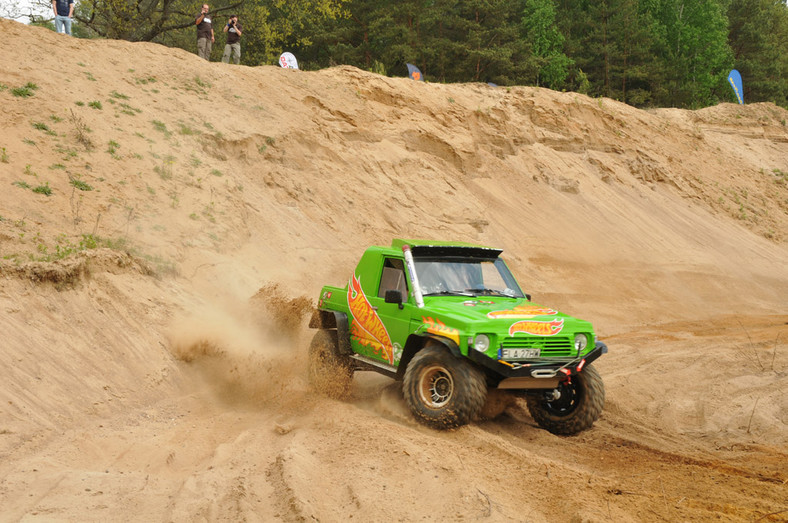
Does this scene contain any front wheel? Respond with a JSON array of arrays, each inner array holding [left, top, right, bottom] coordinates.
[[526, 364, 605, 435], [308, 329, 354, 399], [403, 345, 487, 429]]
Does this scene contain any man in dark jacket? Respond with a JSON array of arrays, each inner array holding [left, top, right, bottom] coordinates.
[[222, 14, 243, 64], [195, 4, 215, 60]]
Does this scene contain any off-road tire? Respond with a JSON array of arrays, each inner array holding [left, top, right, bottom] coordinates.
[[308, 329, 354, 399], [526, 364, 605, 435], [402, 344, 487, 429]]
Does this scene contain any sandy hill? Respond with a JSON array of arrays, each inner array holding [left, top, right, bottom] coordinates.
[[1, 18, 787, 521]]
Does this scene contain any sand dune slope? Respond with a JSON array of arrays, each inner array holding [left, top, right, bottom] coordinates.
[[0, 18, 786, 521]]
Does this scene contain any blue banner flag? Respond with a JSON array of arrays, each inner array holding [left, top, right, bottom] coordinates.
[[406, 63, 424, 82], [728, 70, 744, 104]]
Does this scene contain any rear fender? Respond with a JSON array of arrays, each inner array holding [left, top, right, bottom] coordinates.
[[309, 310, 352, 355]]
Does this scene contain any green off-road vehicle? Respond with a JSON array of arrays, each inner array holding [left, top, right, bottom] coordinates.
[[308, 239, 607, 434]]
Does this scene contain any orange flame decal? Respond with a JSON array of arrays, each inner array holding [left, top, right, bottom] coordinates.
[[348, 274, 394, 364], [488, 305, 558, 319], [422, 316, 460, 346], [509, 319, 564, 336]]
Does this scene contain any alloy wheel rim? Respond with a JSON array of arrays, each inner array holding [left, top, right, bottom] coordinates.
[[418, 364, 454, 408]]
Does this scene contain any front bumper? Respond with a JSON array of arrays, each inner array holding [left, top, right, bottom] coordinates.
[[467, 341, 608, 382]]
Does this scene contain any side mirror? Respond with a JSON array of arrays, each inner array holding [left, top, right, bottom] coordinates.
[[384, 289, 404, 309], [525, 293, 532, 301]]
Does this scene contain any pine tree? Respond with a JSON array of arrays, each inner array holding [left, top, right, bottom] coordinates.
[[454, 0, 527, 84]]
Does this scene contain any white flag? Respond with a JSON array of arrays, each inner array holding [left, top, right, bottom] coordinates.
[[279, 52, 299, 69]]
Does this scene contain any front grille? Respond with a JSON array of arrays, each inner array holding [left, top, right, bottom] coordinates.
[[500, 336, 574, 357]]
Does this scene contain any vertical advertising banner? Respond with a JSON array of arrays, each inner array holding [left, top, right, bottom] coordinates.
[[406, 63, 424, 82], [728, 70, 744, 104]]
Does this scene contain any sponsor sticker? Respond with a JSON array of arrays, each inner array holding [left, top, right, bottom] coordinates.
[[488, 305, 558, 319], [347, 274, 395, 364], [508, 319, 564, 336], [422, 316, 460, 346]]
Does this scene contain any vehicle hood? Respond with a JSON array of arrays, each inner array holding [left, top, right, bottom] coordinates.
[[418, 296, 593, 336]]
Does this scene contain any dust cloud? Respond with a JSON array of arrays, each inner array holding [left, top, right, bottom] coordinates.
[[167, 284, 313, 410]]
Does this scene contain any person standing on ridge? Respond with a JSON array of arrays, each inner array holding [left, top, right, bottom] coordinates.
[[195, 4, 214, 60], [52, 0, 74, 35], [222, 14, 243, 65]]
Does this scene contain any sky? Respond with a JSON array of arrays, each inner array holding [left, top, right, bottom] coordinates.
[[3, 0, 51, 24]]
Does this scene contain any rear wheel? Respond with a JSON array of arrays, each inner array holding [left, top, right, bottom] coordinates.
[[308, 329, 353, 399], [403, 344, 486, 429], [526, 364, 605, 435]]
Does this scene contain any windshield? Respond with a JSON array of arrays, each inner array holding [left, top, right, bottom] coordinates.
[[414, 258, 524, 298]]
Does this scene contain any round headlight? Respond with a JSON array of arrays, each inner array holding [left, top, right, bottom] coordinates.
[[473, 334, 490, 352], [574, 333, 588, 352]]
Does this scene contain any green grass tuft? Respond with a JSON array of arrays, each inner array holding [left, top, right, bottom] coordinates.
[[32, 182, 53, 196], [152, 120, 171, 137], [107, 140, 120, 156], [69, 178, 93, 191], [179, 124, 200, 135], [194, 76, 212, 88], [11, 83, 38, 98], [135, 76, 157, 85]]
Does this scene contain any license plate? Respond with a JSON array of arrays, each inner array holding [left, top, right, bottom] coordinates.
[[502, 348, 540, 360]]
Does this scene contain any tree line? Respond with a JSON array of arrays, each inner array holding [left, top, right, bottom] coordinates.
[[31, 0, 788, 109]]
